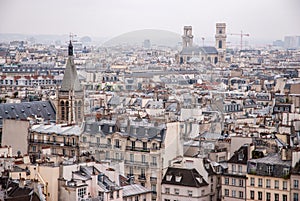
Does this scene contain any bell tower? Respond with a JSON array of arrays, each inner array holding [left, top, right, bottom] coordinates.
[[215, 23, 227, 62], [182, 26, 194, 48], [57, 40, 84, 124]]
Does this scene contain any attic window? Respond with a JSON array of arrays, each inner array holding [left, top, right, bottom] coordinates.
[[196, 177, 203, 184], [238, 152, 244, 161], [109, 126, 113, 133], [175, 175, 182, 182], [166, 175, 172, 181]]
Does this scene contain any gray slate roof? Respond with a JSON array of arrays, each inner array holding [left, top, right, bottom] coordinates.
[[0, 101, 56, 127], [123, 184, 151, 197]]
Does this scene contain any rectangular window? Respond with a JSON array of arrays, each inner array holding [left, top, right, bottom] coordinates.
[[294, 180, 299, 189], [232, 190, 236, 197], [110, 191, 113, 199], [238, 165, 242, 173], [232, 164, 236, 172], [143, 142, 147, 149], [294, 193, 299, 201], [188, 190, 193, 197], [258, 191, 262, 200], [130, 154, 134, 162], [165, 188, 170, 194], [250, 191, 254, 199], [97, 137, 100, 144], [174, 188, 179, 195], [115, 139, 120, 148], [224, 189, 229, 196], [267, 165, 273, 174], [239, 179, 244, 187], [275, 193, 279, 201], [152, 156, 157, 165], [78, 188, 86, 198], [151, 184, 156, 193], [283, 194, 287, 201], [239, 191, 243, 198], [142, 155, 146, 163], [266, 179, 271, 188], [275, 180, 279, 189], [266, 192, 271, 201], [225, 177, 229, 185], [232, 178, 236, 186], [250, 177, 255, 186], [258, 178, 263, 187], [283, 181, 287, 190]]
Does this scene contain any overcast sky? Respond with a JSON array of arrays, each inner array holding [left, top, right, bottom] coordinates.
[[0, 0, 299, 42]]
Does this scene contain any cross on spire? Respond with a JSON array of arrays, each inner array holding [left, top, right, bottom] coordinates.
[[68, 33, 76, 56]]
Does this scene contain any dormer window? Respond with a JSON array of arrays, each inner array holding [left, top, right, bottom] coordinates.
[[166, 175, 172, 181], [175, 175, 182, 182], [238, 152, 244, 161], [267, 165, 273, 175], [196, 177, 203, 184], [109, 126, 113, 133]]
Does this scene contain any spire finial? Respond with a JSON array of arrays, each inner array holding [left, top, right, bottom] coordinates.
[[68, 40, 73, 56], [68, 33, 76, 56]]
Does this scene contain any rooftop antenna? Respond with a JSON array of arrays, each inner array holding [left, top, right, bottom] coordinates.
[[201, 37, 205, 47], [69, 32, 77, 42]]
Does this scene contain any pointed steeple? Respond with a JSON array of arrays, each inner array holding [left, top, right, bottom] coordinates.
[[68, 40, 73, 56], [60, 58, 82, 92]]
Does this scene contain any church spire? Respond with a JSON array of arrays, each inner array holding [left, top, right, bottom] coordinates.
[[68, 40, 73, 56]]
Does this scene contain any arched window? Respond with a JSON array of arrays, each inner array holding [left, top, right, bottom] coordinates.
[[78, 101, 82, 120], [218, 40, 222, 49], [65, 101, 69, 121], [60, 101, 65, 120], [74, 101, 78, 121]]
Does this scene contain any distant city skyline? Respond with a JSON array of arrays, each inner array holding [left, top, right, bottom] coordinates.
[[0, 0, 300, 44]]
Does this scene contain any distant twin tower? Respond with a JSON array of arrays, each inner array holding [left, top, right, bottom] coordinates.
[[179, 23, 226, 64], [182, 23, 227, 51]]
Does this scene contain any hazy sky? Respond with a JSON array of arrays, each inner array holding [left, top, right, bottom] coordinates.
[[0, 0, 299, 42]]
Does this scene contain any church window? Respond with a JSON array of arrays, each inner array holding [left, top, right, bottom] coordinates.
[[218, 40, 222, 48], [65, 101, 69, 121], [60, 101, 65, 120]]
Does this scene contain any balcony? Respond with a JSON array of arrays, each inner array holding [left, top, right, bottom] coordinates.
[[89, 142, 112, 149], [125, 160, 149, 167], [28, 139, 79, 147], [105, 157, 124, 162], [138, 175, 146, 181], [114, 145, 122, 149], [126, 146, 150, 153], [150, 177, 157, 182], [150, 162, 157, 167]]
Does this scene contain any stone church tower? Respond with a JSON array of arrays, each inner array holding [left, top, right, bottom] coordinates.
[[182, 26, 194, 48], [215, 23, 227, 62], [57, 41, 84, 124]]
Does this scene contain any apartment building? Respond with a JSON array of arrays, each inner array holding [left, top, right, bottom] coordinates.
[[222, 144, 252, 201], [28, 124, 81, 159], [80, 119, 185, 201], [161, 167, 210, 201], [246, 153, 291, 201]]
